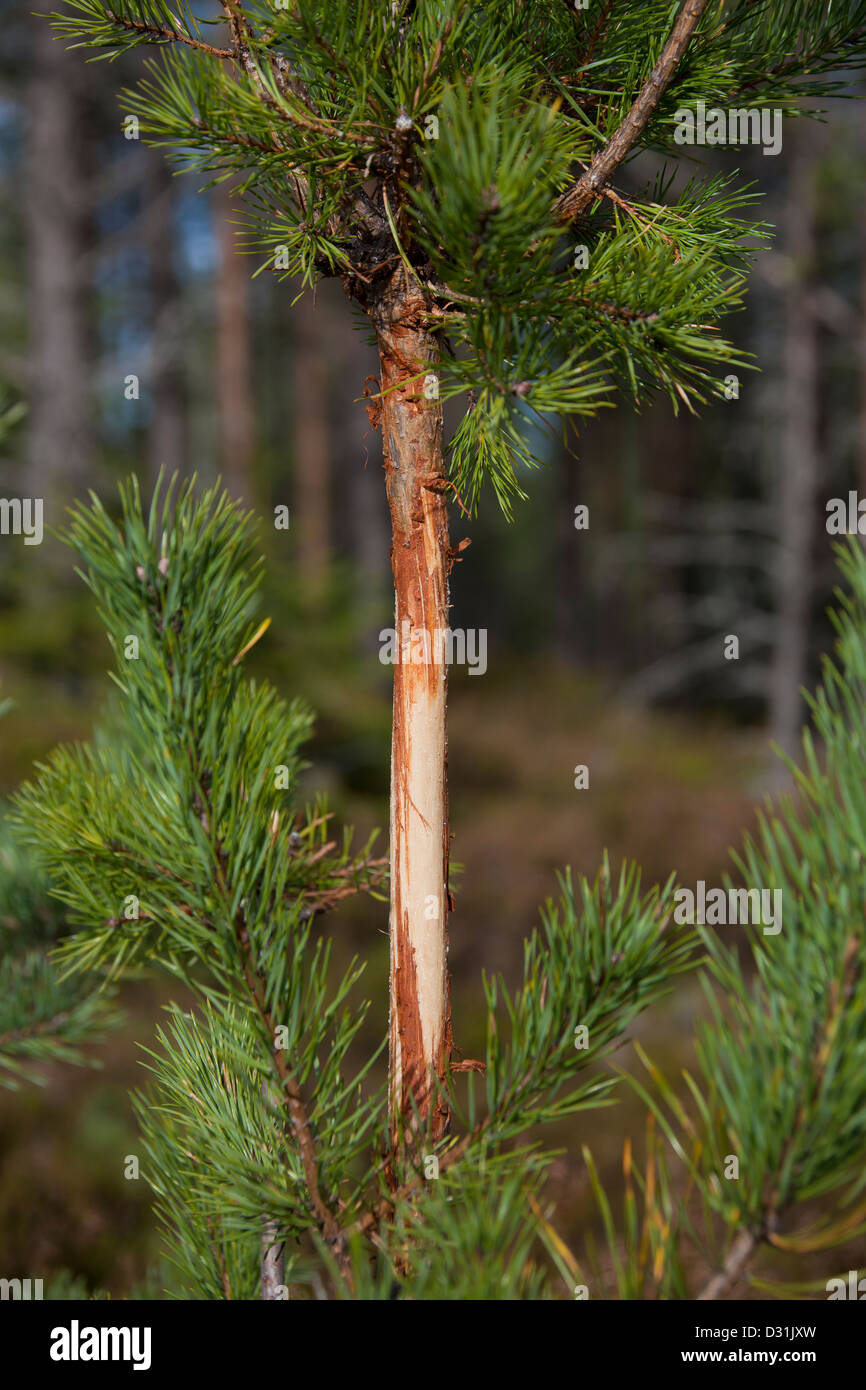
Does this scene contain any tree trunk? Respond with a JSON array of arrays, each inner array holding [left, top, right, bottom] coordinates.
[[344, 324, 389, 627], [25, 15, 91, 497], [372, 279, 452, 1149], [292, 288, 331, 598], [214, 180, 255, 505], [145, 153, 186, 484], [859, 200, 866, 526], [770, 131, 818, 764], [554, 435, 583, 664]]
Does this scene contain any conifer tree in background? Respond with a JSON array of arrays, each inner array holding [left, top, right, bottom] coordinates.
[[49, 0, 866, 1146]]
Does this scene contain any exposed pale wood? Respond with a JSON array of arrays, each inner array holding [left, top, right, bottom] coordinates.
[[371, 274, 452, 1147]]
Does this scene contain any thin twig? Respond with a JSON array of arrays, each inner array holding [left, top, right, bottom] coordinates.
[[104, 11, 235, 60], [553, 0, 711, 223], [696, 1228, 759, 1301], [602, 186, 681, 262], [0, 1011, 70, 1050], [572, 0, 616, 81]]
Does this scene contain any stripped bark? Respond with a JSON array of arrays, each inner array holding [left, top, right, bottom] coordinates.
[[353, 0, 710, 1154], [260, 1218, 285, 1298], [368, 274, 452, 1150], [25, 15, 91, 498]]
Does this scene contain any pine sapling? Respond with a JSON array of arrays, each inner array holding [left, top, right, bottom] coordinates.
[[49, 0, 866, 1148], [13, 477, 696, 1297]]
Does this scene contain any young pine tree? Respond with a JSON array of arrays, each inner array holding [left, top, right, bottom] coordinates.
[[11, 487, 866, 1300], [50, 0, 866, 1143], [10, 479, 695, 1297]]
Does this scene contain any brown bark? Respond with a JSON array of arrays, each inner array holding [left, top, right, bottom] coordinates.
[[696, 1228, 758, 1301], [214, 179, 255, 504], [770, 130, 819, 764], [859, 200, 866, 517], [553, 0, 710, 224], [25, 15, 91, 496], [371, 276, 452, 1149], [145, 154, 186, 484]]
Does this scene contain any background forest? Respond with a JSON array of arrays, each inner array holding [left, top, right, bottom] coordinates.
[[1, 1, 866, 1297]]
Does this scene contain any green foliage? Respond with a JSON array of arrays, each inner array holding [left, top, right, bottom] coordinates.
[[12, 483, 866, 1298], [330, 1151, 556, 1301], [12, 477, 705, 1298], [0, 946, 118, 1088], [580, 539, 866, 1298], [11, 479, 391, 1294], [471, 861, 696, 1143], [570, 1119, 692, 1300], [16, 0, 866, 1297], [0, 767, 121, 1089], [14, 475, 380, 986], [46, 0, 866, 511], [0, 382, 26, 444], [133, 1003, 292, 1300]]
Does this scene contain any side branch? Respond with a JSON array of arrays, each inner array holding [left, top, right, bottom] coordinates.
[[0, 1011, 71, 1050], [219, 0, 341, 137], [696, 1227, 760, 1300], [571, 0, 616, 81], [235, 924, 352, 1279], [104, 10, 235, 60], [206, 813, 351, 1282], [553, 0, 710, 224]]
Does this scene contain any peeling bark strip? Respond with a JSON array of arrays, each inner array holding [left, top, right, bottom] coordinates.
[[374, 277, 452, 1146]]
